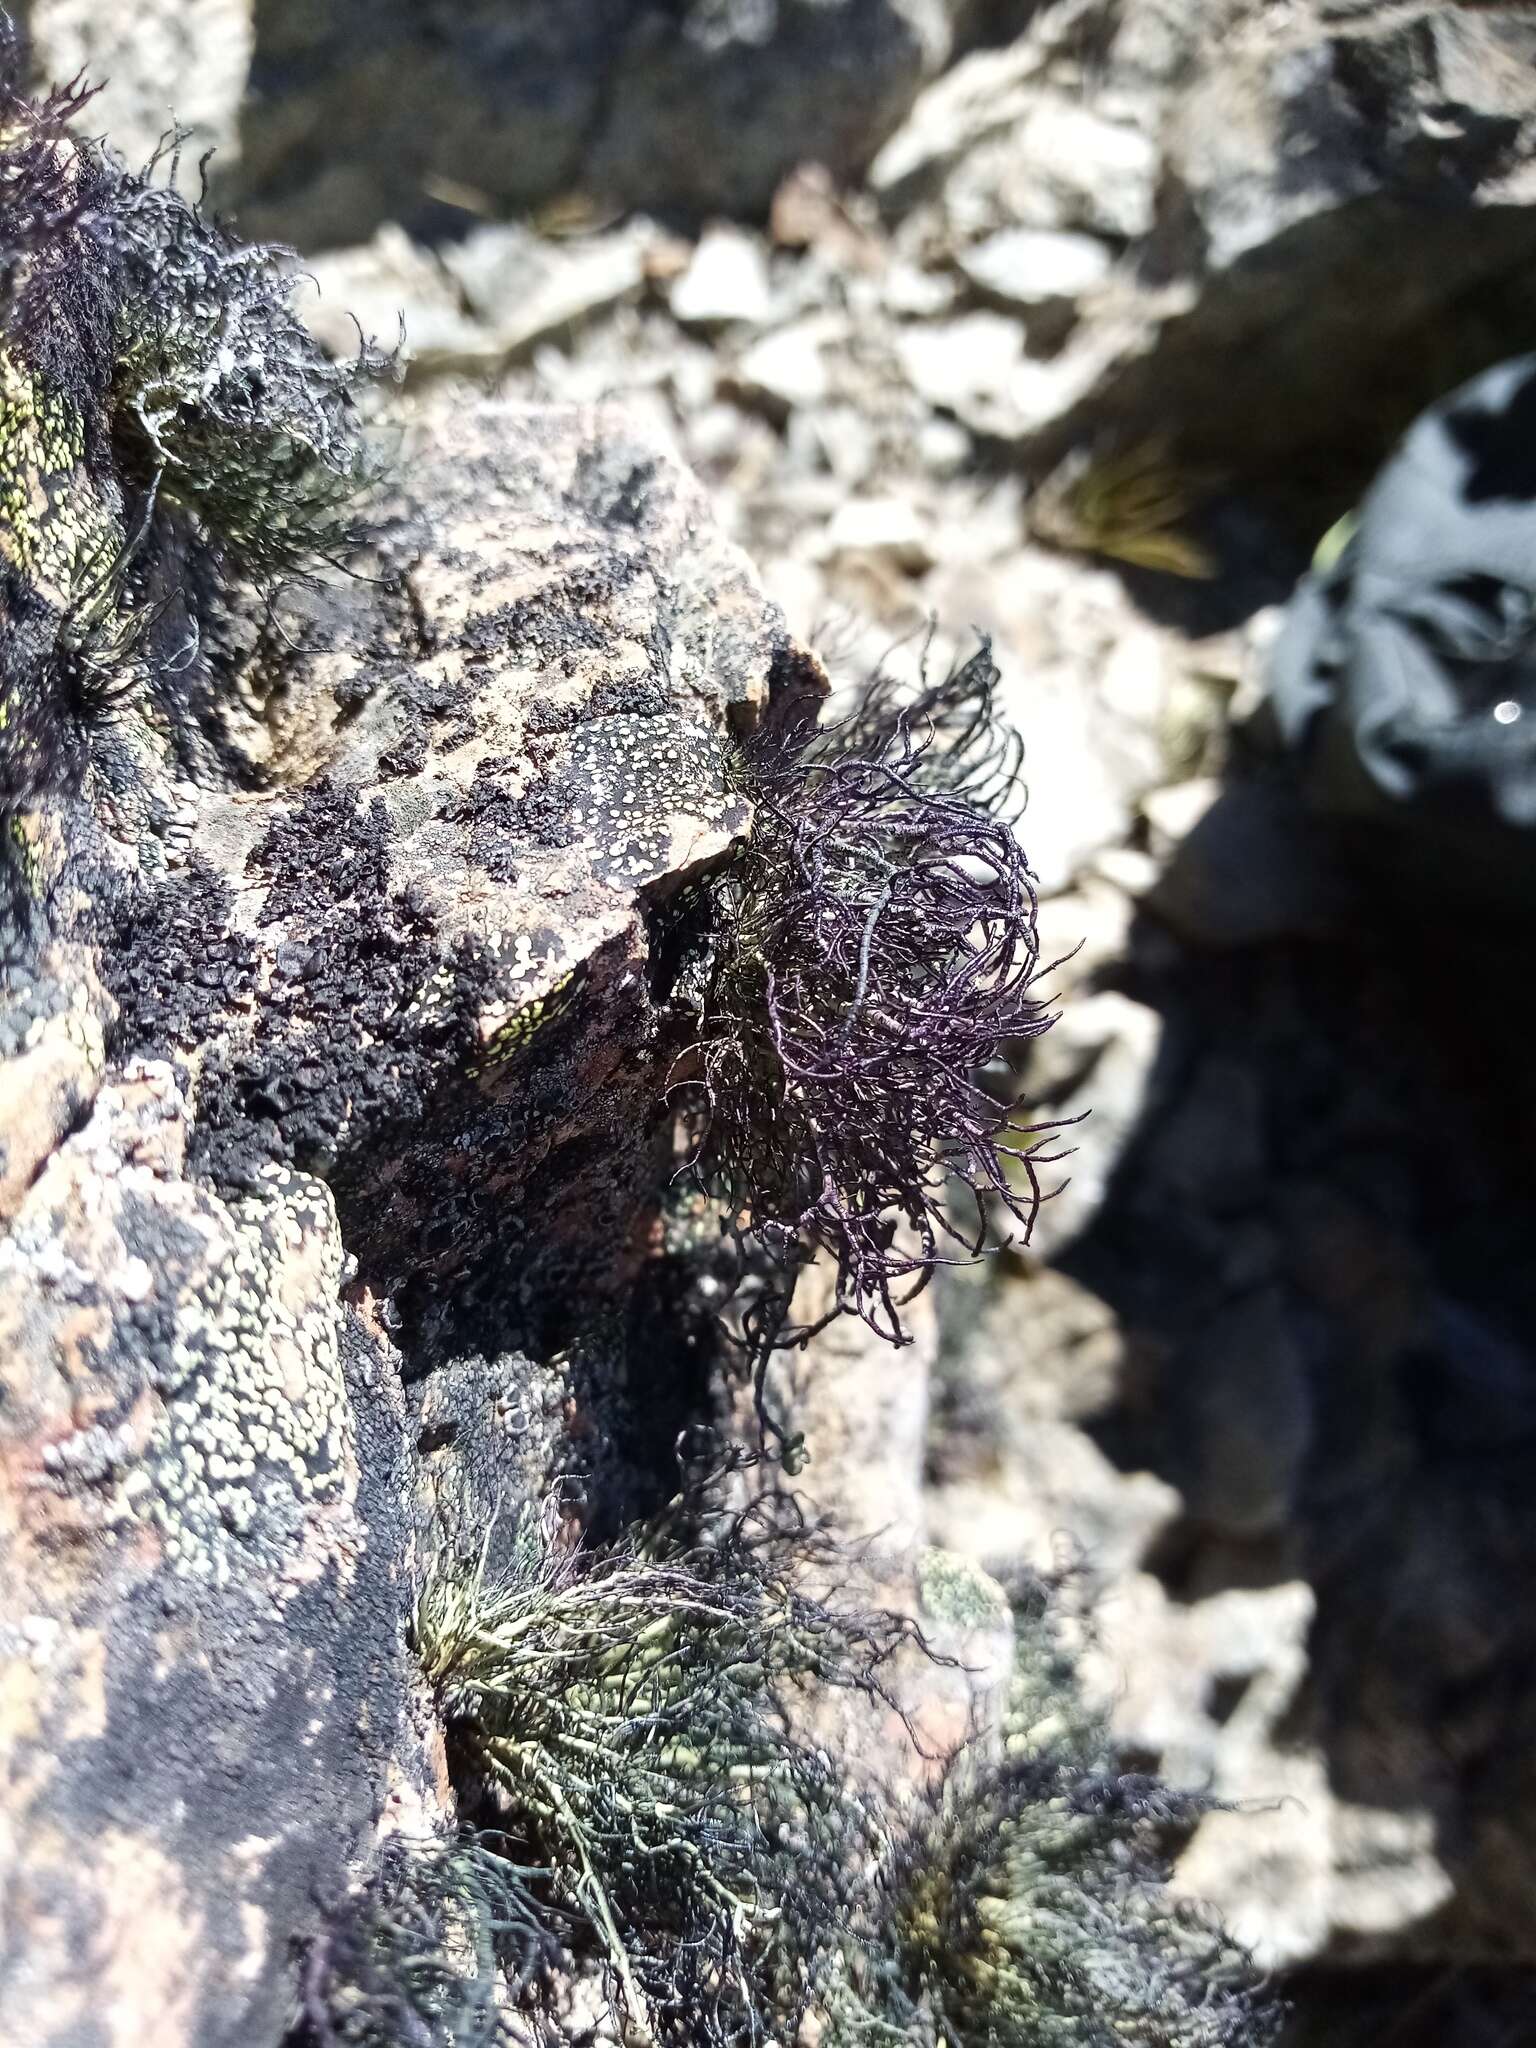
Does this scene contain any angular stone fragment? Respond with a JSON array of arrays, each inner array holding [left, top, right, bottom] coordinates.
[[956, 226, 1114, 311], [670, 224, 774, 329]]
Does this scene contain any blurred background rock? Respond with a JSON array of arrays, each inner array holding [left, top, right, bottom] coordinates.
[[18, 3, 1536, 2038]]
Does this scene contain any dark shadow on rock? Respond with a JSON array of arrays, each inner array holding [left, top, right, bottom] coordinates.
[[224, 0, 949, 251], [1030, 199, 1536, 573], [1278, 1962, 1536, 2048], [1012, 759, 1536, 1956], [1105, 497, 1312, 637]]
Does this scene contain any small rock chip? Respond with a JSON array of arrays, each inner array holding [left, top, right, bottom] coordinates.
[[670, 225, 774, 328], [820, 496, 934, 574], [957, 226, 1113, 310], [896, 311, 1024, 413], [728, 321, 832, 416]]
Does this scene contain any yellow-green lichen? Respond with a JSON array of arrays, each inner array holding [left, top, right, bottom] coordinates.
[[0, 343, 123, 611], [469, 964, 583, 1077], [916, 1547, 1011, 1635]]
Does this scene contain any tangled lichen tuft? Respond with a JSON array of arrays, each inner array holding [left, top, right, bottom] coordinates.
[[0, 30, 100, 355], [867, 1758, 1273, 2048], [104, 148, 388, 582], [668, 639, 1061, 1350], [404, 1507, 1277, 2048], [827, 1577, 1280, 2048], [302, 1830, 560, 2048], [0, 27, 384, 818], [413, 1498, 907, 2047]]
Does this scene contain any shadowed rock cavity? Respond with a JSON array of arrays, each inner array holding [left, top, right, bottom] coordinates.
[[1029, 5, 1536, 551], [219, 0, 963, 249]]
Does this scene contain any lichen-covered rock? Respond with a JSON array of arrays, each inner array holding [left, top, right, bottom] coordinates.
[[0, 1062, 420, 2048], [0, 939, 109, 1220], [0, 391, 823, 2047], [92, 394, 814, 1314]]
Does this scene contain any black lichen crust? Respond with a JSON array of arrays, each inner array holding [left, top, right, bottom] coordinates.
[[103, 854, 258, 1053], [99, 767, 661, 1323], [565, 710, 732, 885]]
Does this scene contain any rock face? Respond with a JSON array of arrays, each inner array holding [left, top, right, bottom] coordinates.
[[13, 0, 251, 171], [1031, 1, 1536, 523], [930, 893, 1536, 1974], [0, 1066, 418, 2048], [0, 394, 820, 2048], [221, 0, 961, 250], [11, 0, 1536, 2030], [99, 397, 797, 1315]]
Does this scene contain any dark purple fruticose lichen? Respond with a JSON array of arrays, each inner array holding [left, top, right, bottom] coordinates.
[[674, 638, 1065, 1356]]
